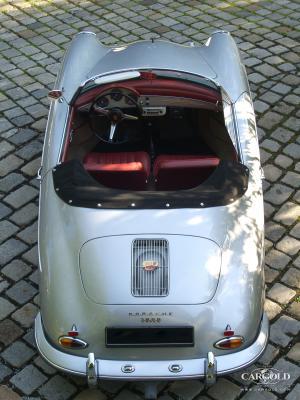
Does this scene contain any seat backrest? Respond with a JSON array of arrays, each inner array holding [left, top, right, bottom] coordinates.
[[154, 155, 220, 190], [84, 151, 150, 190]]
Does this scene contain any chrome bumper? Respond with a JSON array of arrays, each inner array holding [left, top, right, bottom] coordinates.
[[35, 312, 269, 381]]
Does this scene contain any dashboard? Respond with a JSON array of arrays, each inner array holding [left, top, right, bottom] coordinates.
[[77, 88, 218, 115]]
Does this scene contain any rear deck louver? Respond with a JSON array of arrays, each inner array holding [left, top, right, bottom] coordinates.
[[132, 239, 169, 297]]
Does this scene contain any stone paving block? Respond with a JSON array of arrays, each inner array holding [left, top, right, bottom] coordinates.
[[21, 157, 41, 177], [257, 343, 280, 366], [0, 202, 11, 220], [0, 298, 16, 321], [270, 314, 300, 347], [271, 127, 294, 143], [287, 300, 300, 319], [0, 238, 27, 266], [287, 342, 300, 363], [264, 184, 293, 206], [74, 389, 107, 400], [15, 140, 43, 161], [264, 265, 280, 284], [6, 280, 38, 304], [7, 128, 37, 145], [274, 154, 293, 169], [286, 384, 300, 400], [9, 202, 38, 226], [207, 378, 240, 400], [4, 185, 38, 209], [282, 172, 299, 188], [0, 172, 25, 193], [260, 138, 281, 152], [0, 386, 21, 400], [265, 221, 285, 242], [283, 116, 300, 132], [271, 358, 300, 394], [0, 154, 23, 177], [33, 356, 56, 375], [0, 140, 14, 159], [0, 319, 23, 346], [263, 164, 282, 182], [283, 143, 300, 159], [259, 112, 284, 130], [98, 380, 125, 394], [2, 340, 35, 368], [0, 220, 18, 243], [114, 390, 142, 400], [12, 303, 38, 328], [169, 380, 204, 399], [17, 221, 38, 245], [1, 259, 31, 281], [265, 249, 291, 270], [274, 202, 300, 226], [240, 390, 277, 400], [10, 364, 47, 395], [22, 245, 38, 267], [0, 363, 12, 383], [268, 283, 296, 305], [281, 267, 300, 288], [22, 329, 35, 348], [264, 298, 281, 320], [38, 375, 77, 400], [276, 236, 299, 256], [11, 115, 34, 128]]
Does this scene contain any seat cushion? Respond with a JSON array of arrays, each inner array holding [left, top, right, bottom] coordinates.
[[84, 151, 150, 190], [154, 155, 220, 190]]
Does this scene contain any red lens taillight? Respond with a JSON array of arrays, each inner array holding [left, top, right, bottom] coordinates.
[[214, 336, 244, 350], [58, 336, 88, 349]]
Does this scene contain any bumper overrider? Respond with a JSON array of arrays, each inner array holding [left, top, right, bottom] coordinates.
[[35, 312, 269, 384]]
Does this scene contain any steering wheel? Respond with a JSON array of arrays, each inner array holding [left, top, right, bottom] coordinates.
[[89, 89, 142, 144]]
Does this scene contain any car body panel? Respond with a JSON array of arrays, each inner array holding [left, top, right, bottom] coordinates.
[[80, 234, 221, 305]]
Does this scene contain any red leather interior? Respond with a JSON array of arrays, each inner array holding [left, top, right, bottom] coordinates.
[[84, 151, 150, 190], [154, 155, 220, 190]]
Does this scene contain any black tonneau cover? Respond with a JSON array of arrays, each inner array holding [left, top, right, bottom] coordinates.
[[52, 160, 249, 209]]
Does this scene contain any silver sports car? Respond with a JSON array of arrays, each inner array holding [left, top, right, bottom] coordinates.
[[35, 30, 269, 398]]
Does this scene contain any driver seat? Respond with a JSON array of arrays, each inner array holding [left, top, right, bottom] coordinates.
[[83, 151, 150, 190]]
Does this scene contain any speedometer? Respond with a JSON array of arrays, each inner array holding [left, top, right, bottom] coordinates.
[[110, 90, 123, 102]]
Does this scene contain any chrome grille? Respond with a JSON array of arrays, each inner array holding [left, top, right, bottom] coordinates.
[[132, 239, 169, 297]]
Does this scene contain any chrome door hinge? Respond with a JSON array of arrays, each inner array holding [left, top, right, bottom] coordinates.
[[36, 166, 43, 182]]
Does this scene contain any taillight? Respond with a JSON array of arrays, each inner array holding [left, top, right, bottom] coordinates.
[[214, 336, 244, 350], [58, 336, 88, 349], [48, 89, 62, 100]]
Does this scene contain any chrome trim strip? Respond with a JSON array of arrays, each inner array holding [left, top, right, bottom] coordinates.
[[232, 103, 244, 164], [35, 313, 269, 380]]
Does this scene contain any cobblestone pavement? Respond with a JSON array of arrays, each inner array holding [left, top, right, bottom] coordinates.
[[0, 0, 299, 399]]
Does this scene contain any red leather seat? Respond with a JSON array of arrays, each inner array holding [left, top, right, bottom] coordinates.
[[154, 155, 220, 190], [84, 151, 150, 190]]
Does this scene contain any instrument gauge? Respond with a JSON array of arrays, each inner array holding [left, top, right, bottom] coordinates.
[[97, 96, 109, 108], [110, 91, 123, 102]]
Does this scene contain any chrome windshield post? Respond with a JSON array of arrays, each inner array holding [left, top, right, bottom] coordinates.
[[205, 351, 217, 385], [86, 353, 97, 387]]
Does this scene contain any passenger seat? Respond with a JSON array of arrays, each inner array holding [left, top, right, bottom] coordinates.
[[83, 151, 150, 190], [154, 155, 220, 190]]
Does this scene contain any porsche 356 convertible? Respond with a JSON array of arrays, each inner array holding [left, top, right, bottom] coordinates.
[[35, 30, 269, 398]]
